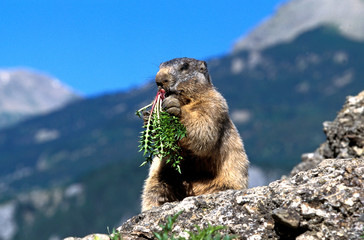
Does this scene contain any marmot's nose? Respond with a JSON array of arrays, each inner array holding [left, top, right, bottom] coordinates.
[[155, 68, 171, 88]]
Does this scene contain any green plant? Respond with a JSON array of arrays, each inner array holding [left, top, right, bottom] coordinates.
[[154, 211, 235, 240], [107, 226, 122, 240], [136, 89, 186, 173], [154, 211, 184, 240], [187, 224, 235, 240]]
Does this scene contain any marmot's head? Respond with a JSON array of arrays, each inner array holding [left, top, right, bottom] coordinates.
[[155, 58, 212, 96]]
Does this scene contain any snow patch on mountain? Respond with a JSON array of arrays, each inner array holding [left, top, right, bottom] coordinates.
[[0, 68, 78, 115]]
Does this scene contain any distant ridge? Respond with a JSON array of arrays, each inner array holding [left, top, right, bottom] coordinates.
[[233, 0, 364, 52], [0, 69, 79, 128]]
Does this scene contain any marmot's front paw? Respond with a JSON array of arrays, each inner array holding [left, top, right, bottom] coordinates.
[[157, 195, 169, 205], [162, 96, 181, 117]]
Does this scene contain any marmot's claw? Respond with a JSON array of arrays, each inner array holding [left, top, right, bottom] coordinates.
[[162, 96, 181, 117], [166, 107, 181, 117], [157, 195, 169, 205]]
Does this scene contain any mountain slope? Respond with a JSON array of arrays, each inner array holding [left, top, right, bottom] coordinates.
[[213, 26, 364, 168], [0, 82, 155, 201], [0, 69, 79, 129], [233, 0, 364, 51], [13, 160, 146, 240]]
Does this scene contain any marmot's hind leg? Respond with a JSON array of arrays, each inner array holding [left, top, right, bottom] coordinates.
[[141, 180, 165, 211], [141, 160, 186, 211]]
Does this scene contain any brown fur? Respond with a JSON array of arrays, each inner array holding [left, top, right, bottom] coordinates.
[[141, 58, 249, 211]]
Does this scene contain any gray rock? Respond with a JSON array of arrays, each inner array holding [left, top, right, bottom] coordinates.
[[290, 90, 364, 176], [114, 158, 363, 240], [272, 208, 300, 229]]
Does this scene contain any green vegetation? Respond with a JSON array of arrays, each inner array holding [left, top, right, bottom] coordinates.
[[107, 227, 123, 240], [154, 211, 183, 240], [186, 225, 235, 240], [154, 211, 235, 240], [136, 89, 186, 173]]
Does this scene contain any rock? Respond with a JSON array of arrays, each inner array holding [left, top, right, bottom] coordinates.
[[290, 90, 364, 176], [272, 208, 300, 229], [114, 158, 363, 240]]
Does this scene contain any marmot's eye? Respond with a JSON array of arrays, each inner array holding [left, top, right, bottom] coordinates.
[[179, 62, 189, 71]]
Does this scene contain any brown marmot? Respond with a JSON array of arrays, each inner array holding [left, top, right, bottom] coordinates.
[[141, 57, 249, 211]]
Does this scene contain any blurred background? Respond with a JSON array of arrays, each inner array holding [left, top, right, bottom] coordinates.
[[1, 0, 364, 239]]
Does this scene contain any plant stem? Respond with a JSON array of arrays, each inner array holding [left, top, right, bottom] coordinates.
[[136, 103, 153, 115], [155, 94, 164, 155]]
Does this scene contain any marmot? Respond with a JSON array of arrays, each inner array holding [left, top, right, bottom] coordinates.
[[141, 57, 249, 211]]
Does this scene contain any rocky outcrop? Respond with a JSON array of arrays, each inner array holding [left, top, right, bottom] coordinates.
[[65, 91, 364, 240], [113, 158, 363, 240], [290, 90, 364, 176]]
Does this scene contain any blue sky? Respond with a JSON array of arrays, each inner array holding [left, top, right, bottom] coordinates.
[[0, 0, 286, 96]]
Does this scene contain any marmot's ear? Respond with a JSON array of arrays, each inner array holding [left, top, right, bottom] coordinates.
[[198, 61, 207, 72]]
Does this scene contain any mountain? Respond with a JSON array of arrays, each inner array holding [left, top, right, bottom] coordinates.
[[211, 26, 364, 168], [0, 69, 79, 129], [233, 0, 364, 51], [2, 0, 364, 239]]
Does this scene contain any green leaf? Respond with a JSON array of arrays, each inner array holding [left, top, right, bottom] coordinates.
[[137, 94, 187, 173]]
